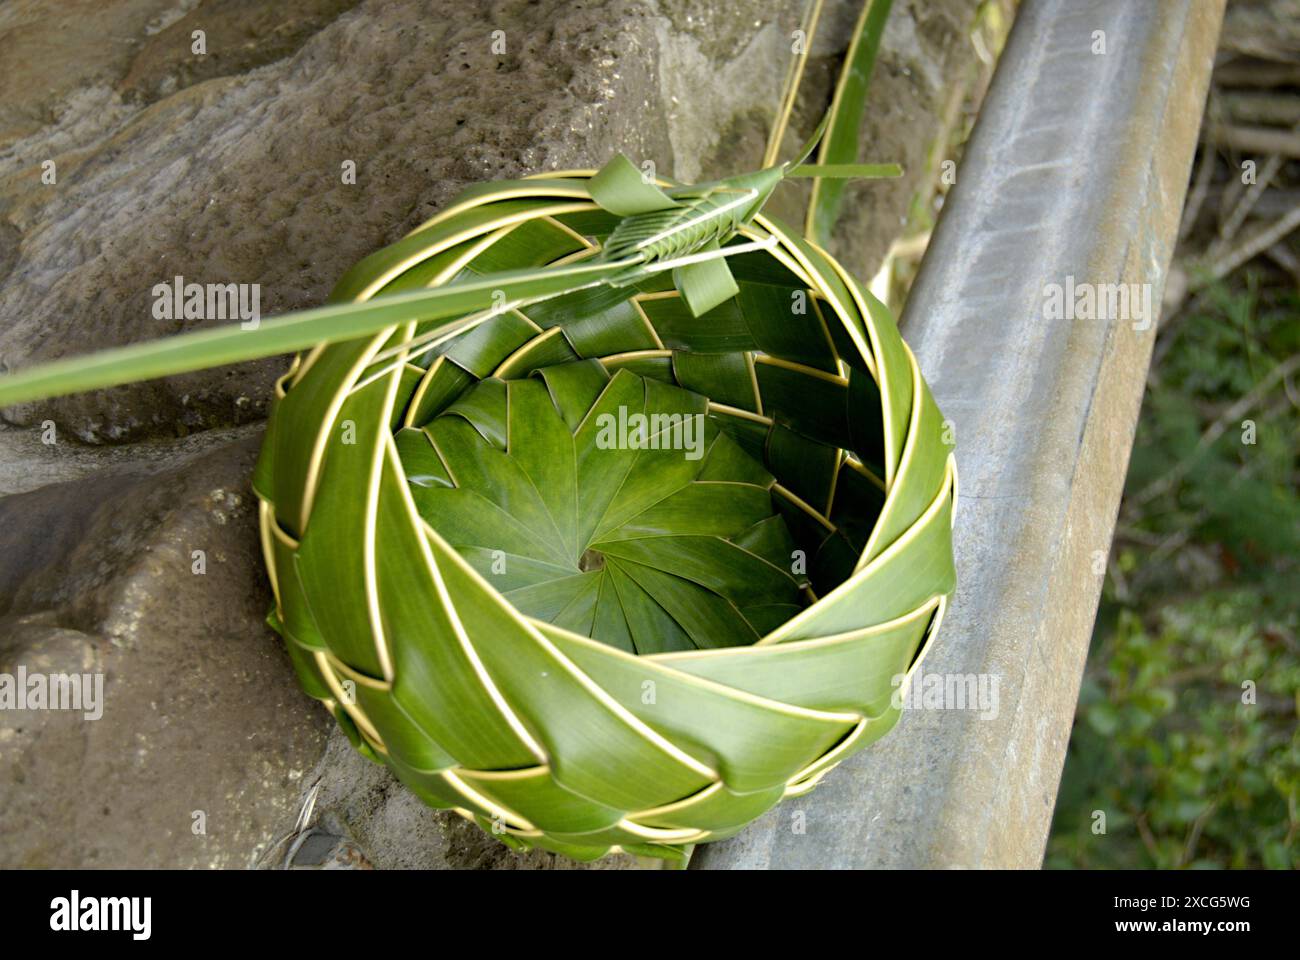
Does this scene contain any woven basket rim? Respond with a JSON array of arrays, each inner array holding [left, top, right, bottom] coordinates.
[[255, 167, 958, 855]]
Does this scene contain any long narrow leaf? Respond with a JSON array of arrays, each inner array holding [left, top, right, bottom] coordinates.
[[763, 0, 827, 168], [804, 0, 894, 246], [0, 259, 630, 406], [789, 163, 902, 179]]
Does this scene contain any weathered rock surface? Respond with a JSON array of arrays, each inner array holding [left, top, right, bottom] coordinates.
[[0, 430, 331, 868], [0, 0, 982, 868]]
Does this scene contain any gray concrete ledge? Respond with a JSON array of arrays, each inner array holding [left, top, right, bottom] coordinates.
[[694, 0, 1225, 869]]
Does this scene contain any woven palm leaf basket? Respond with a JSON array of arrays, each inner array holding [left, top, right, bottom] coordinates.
[[0, 0, 955, 866], [252, 163, 957, 863]]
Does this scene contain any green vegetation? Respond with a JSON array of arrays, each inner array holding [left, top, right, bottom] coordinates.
[[1048, 275, 1299, 869]]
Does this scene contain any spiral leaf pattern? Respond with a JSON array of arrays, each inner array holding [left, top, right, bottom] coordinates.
[[253, 170, 957, 861]]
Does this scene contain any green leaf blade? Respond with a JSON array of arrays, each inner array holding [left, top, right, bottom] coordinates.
[[0, 259, 630, 407], [805, 0, 895, 246]]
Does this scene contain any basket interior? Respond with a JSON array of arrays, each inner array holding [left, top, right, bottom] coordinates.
[[381, 210, 888, 654]]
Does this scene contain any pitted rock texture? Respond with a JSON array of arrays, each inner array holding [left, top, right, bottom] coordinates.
[[0, 431, 331, 868], [0, 0, 982, 868]]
